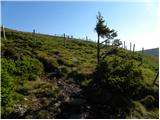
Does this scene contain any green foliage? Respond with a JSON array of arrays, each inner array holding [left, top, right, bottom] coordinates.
[[143, 54, 158, 70], [2, 56, 43, 83], [1, 58, 17, 74], [1, 70, 15, 106], [36, 110, 50, 119], [95, 12, 113, 38], [31, 82, 59, 98], [1, 106, 15, 118], [95, 56, 144, 97], [132, 101, 147, 118], [28, 40, 43, 48], [37, 52, 58, 72], [3, 47, 17, 59], [15, 57, 44, 79], [112, 39, 122, 47]]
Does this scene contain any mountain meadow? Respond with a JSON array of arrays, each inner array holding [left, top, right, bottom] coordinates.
[[1, 27, 159, 119]]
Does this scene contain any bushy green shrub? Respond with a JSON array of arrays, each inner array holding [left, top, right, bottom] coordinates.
[[1, 58, 17, 74], [94, 56, 144, 98], [3, 48, 17, 59], [28, 40, 42, 48], [36, 110, 50, 119], [106, 48, 141, 61], [132, 101, 147, 118], [15, 57, 44, 80], [1, 70, 15, 106], [57, 58, 65, 65], [37, 52, 58, 72], [60, 66, 69, 74]]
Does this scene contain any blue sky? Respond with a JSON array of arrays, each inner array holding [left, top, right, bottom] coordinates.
[[1, 1, 159, 50]]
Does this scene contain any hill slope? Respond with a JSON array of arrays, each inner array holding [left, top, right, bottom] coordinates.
[[1, 28, 159, 119], [143, 48, 159, 56]]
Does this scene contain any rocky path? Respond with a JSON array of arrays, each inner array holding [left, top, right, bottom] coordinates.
[[56, 80, 89, 119]]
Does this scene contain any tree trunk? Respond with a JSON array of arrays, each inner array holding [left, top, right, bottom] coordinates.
[[97, 34, 100, 64], [153, 71, 159, 85]]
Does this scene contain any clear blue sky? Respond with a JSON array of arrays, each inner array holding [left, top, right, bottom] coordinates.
[[1, 1, 159, 50]]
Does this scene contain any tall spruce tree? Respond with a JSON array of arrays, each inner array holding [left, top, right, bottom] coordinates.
[[95, 12, 117, 64]]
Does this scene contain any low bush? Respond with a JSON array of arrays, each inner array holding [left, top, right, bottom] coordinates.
[[37, 52, 58, 72], [15, 57, 44, 80], [1, 70, 15, 106], [3, 48, 17, 60], [1, 58, 17, 74], [36, 110, 50, 119], [94, 56, 144, 98]]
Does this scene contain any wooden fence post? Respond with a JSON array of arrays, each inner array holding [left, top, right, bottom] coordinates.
[[2, 25, 6, 40], [86, 36, 88, 41], [33, 29, 35, 40], [141, 47, 144, 64], [133, 44, 135, 53], [33, 29, 35, 34], [64, 33, 66, 47], [130, 42, 132, 52]]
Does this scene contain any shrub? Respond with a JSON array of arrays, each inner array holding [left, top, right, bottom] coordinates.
[[60, 66, 69, 74], [132, 101, 147, 118], [57, 58, 65, 65], [1, 70, 15, 106], [3, 48, 17, 60], [94, 56, 144, 98], [32, 82, 59, 98], [36, 110, 50, 119], [15, 57, 44, 80], [37, 52, 58, 72], [28, 74, 38, 81], [1, 58, 16, 74], [28, 40, 42, 48]]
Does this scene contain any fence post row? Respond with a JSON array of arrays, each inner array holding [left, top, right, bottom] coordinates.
[[0, 26, 141, 54], [34, 32, 140, 54]]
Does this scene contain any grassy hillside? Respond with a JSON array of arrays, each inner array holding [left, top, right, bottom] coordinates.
[[143, 48, 159, 56], [1, 28, 159, 119]]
